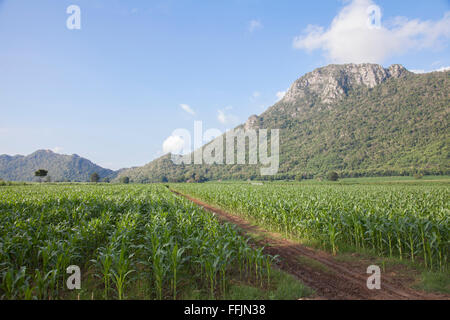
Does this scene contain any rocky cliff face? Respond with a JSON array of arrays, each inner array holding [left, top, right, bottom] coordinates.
[[244, 114, 261, 130], [282, 63, 410, 105], [238, 64, 411, 132]]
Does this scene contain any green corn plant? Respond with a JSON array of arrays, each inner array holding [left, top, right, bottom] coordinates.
[[91, 244, 114, 299], [0, 267, 28, 299], [170, 243, 186, 300], [109, 237, 135, 300], [33, 269, 54, 300]]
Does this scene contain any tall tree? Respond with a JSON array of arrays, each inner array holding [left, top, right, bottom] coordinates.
[[90, 172, 100, 183], [34, 169, 48, 183]]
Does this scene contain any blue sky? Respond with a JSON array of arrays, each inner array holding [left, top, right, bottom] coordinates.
[[1, 0, 449, 170]]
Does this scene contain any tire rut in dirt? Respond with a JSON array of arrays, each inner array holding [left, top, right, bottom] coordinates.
[[172, 190, 448, 300]]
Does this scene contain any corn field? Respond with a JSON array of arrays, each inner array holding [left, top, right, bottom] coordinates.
[[0, 185, 274, 300], [173, 183, 449, 272]]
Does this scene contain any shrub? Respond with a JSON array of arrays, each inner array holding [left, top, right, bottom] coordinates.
[[327, 171, 339, 181]]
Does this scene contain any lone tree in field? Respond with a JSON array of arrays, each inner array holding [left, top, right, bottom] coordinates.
[[120, 176, 130, 184], [34, 169, 48, 183], [327, 171, 339, 181], [90, 172, 100, 183]]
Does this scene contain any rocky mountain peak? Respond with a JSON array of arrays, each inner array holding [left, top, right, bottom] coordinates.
[[282, 63, 410, 105], [244, 114, 261, 130]]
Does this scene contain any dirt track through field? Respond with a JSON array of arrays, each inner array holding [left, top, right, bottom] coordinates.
[[172, 190, 449, 300]]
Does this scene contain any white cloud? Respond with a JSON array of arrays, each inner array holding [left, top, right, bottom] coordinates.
[[180, 104, 195, 115], [431, 60, 442, 67], [217, 110, 227, 124], [250, 91, 261, 102], [162, 135, 185, 154], [411, 66, 450, 74], [51, 147, 63, 153], [293, 0, 450, 64], [276, 90, 287, 101], [249, 19, 263, 33], [217, 107, 239, 125], [436, 66, 450, 72]]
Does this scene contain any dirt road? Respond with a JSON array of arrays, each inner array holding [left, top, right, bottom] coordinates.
[[172, 190, 448, 300]]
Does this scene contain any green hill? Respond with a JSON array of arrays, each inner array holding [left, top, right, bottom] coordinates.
[[116, 63, 450, 182], [0, 150, 117, 182]]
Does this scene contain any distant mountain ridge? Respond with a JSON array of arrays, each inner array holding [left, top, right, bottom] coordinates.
[[115, 63, 450, 182], [0, 150, 117, 182], [3, 63, 448, 183]]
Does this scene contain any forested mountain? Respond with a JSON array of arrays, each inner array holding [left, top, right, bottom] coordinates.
[[0, 150, 116, 182], [116, 63, 449, 182]]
